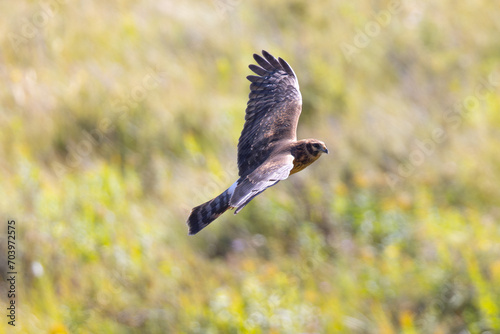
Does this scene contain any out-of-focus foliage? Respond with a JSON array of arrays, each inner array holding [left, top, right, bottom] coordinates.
[[1, 0, 499, 333]]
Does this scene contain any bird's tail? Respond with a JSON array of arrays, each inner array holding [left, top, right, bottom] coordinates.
[[186, 183, 236, 235]]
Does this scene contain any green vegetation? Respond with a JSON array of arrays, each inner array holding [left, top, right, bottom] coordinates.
[[1, 0, 500, 333]]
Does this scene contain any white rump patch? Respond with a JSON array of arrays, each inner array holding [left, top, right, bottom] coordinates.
[[227, 180, 238, 196]]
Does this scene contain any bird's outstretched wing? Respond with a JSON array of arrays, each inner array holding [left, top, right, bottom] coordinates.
[[230, 154, 294, 213], [237, 50, 302, 178]]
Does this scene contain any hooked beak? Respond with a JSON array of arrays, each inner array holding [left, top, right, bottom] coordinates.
[[321, 147, 329, 154]]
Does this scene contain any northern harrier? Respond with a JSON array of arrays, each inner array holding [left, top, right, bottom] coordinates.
[[187, 50, 328, 235]]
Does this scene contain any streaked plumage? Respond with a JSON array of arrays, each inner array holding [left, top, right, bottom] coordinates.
[[187, 50, 328, 235]]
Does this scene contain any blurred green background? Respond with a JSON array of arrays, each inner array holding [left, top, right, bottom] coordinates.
[[1, 0, 500, 333]]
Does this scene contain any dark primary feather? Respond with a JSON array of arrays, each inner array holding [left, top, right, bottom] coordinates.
[[237, 50, 302, 178], [248, 65, 267, 76]]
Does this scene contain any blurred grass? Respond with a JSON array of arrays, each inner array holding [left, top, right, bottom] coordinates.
[[1, 0, 500, 333]]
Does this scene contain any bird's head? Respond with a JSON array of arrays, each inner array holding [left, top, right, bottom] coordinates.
[[306, 139, 329, 156]]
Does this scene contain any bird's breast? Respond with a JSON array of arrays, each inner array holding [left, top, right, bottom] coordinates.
[[290, 154, 320, 175]]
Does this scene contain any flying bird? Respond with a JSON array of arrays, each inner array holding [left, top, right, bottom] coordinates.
[[187, 50, 328, 235]]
